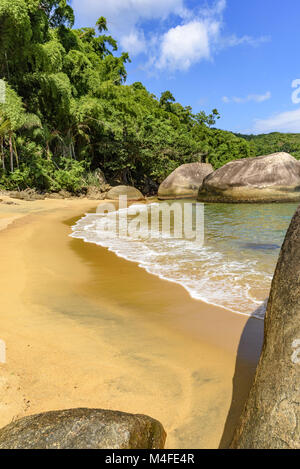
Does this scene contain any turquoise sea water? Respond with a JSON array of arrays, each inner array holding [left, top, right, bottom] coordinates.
[[71, 202, 298, 319]]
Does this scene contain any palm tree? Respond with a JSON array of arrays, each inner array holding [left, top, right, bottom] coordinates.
[[0, 115, 10, 170], [0, 109, 42, 172], [0, 110, 17, 172]]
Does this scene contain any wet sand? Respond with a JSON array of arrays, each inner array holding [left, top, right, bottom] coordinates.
[[0, 195, 264, 448]]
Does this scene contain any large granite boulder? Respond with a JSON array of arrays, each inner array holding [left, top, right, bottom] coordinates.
[[158, 163, 213, 200], [198, 152, 300, 203], [231, 206, 300, 449], [106, 185, 144, 201], [0, 408, 166, 449]]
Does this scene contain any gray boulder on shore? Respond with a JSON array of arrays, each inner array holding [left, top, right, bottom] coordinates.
[[231, 205, 300, 449], [106, 185, 144, 201], [0, 408, 167, 449], [158, 163, 213, 200], [198, 152, 300, 203]]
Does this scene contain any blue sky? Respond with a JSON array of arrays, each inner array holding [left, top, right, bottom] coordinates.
[[71, 0, 300, 134]]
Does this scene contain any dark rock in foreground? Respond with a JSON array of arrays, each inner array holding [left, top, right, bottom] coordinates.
[[158, 163, 213, 200], [198, 152, 300, 203], [0, 408, 167, 449], [231, 206, 300, 449]]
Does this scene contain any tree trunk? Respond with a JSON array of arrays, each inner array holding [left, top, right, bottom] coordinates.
[[9, 133, 13, 172], [13, 138, 19, 168], [0, 138, 4, 171], [46, 142, 51, 160]]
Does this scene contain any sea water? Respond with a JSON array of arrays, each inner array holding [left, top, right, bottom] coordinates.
[[71, 202, 298, 320]]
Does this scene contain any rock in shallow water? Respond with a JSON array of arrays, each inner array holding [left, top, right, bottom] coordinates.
[[198, 152, 300, 203], [0, 408, 167, 449], [242, 243, 280, 251], [231, 205, 300, 449]]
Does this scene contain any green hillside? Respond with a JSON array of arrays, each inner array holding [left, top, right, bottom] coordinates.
[[237, 133, 300, 160]]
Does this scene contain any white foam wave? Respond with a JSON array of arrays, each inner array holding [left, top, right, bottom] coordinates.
[[70, 204, 276, 320]]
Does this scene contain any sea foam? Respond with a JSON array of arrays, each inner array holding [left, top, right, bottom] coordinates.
[[70, 202, 298, 321]]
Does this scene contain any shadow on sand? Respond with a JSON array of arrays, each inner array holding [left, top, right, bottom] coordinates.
[[219, 307, 265, 448]]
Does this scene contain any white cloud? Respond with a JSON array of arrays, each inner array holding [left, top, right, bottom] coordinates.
[[222, 96, 230, 103], [156, 20, 221, 71], [72, 0, 185, 35], [222, 91, 271, 104], [120, 30, 146, 56], [222, 34, 271, 48], [199, 0, 226, 17], [254, 108, 300, 133], [213, 0, 227, 15], [154, 0, 225, 71], [72, 0, 270, 72]]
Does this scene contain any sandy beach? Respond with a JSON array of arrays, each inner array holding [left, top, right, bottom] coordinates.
[[0, 194, 264, 448]]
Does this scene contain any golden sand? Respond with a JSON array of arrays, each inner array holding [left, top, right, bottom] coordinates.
[[0, 194, 263, 448]]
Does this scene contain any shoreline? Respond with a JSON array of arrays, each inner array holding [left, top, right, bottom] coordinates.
[[71, 214, 264, 322], [68, 220, 264, 358], [0, 195, 264, 448]]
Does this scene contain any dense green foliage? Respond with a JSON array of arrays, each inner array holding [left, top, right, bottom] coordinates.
[[236, 133, 300, 160], [1, 0, 290, 194]]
